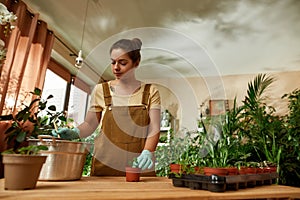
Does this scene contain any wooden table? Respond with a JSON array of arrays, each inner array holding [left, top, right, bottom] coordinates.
[[1, 176, 300, 200]]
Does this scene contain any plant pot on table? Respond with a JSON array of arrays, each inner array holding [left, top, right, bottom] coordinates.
[[203, 167, 229, 176], [125, 167, 141, 182], [169, 163, 183, 174], [2, 154, 47, 190]]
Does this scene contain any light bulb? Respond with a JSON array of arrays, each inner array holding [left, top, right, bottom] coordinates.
[[75, 50, 83, 68]]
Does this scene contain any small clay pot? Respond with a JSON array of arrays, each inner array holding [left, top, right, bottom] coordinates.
[[203, 167, 228, 176], [239, 166, 257, 174], [226, 167, 239, 175], [125, 167, 141, 182], [169, 163, 182, 174]]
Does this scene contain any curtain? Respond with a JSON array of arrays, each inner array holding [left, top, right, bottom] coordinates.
[[0, 0, 54, 115], [0, 1, 54, 178]]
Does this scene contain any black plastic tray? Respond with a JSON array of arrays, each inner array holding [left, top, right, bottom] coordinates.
[[169, 172, 278, 192]]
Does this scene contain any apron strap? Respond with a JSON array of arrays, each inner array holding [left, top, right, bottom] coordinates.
[[142, 84, 151, 105], [102, 82, 112, 106]]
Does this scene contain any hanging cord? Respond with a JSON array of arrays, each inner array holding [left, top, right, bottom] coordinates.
[[80, 0, 89, 51]]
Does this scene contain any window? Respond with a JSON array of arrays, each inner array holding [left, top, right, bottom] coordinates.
[[42, 68, 91, 126], [42, 69, 67, 112], [68, 84, 89, 125]]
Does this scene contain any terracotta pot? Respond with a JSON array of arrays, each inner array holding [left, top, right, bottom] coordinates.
[[256, 167, 264, 174], [203, 167, 228, 176], [226, 167, 239, 175], [2, 154, 47, 190], [125, 167, 141, 182], [169, 163, 182, 174], [264, 166, 277, 173], [239, 167, 257, 174], [194, 166, 204, 174], [0, 121, 12, 179]]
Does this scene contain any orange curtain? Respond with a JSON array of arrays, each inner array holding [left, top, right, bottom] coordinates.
[[0, 0, 54, 115]]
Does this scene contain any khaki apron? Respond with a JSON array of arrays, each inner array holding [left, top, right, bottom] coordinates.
[[91, 82, 155, 176]]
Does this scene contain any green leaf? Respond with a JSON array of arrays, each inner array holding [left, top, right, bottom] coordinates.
[[58, 115, 67, 122], [16, 131, 27, 143], [32, 87, 42, 96], [0, 114, 13, 121], [47, 94, 54, 100], [48, 105, 56, 111], [39, 101, 47, 110]]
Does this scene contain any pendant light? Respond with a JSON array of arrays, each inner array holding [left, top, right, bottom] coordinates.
[[75, 0, 89, 68]]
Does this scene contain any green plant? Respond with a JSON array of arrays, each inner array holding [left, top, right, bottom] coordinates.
[[81, 129, 98, 176], [240, 74, 283, 166], [0, 88, 67, 150], [155, 129, 195, 176], [2, 145, 48, 155], [234, 73, 300, 186], [128, 157, 139, 168], [280, 88, 300, 187]]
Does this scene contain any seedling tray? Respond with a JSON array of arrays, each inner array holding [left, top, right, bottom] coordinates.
[[169, 172, 278, 192]]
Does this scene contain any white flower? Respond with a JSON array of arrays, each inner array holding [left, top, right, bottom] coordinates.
[[0, 39, 5, 47], [0, 3, 17, 30], [0, 3, 17, 63]]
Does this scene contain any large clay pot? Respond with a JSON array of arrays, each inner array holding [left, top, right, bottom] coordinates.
[[125, 167, 141, 182], [0, 121, 12, 179], [2, 154, 47, 190]]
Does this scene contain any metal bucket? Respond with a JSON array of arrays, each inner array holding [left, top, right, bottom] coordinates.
[[28, 135, 90, 181]]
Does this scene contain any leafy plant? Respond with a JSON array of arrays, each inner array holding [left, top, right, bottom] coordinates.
[[280, 89, 300, 186], [2, 145, 48, 155], [128, 157, 139, 168], [202, 121, 240, 168], [0, 88, 67, 150], [240, 74, 283, 167], [81, 130, 98, 176], [155, 129, 198, 176]]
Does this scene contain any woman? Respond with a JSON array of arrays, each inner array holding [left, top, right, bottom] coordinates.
[[56, 38, 161, 176]]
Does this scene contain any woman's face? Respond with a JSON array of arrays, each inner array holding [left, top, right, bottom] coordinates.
[[110, 48, 138, 80]]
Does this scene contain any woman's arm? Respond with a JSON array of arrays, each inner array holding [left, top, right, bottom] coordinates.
[[77, 111, 102, 138], [143, 108, 161, 152]]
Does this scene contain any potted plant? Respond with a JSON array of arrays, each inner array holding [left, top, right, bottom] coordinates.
[[125, 157, 141, 182], [239, 74, 283, 176], [0, 88, 90, 181], [2, 145, 48, 190], [280, 88, 300, 186], [0, 88, 52, 189], [0, 88, 60, 149], [168, 130, 197, 176], [200, 115, 241, 176]]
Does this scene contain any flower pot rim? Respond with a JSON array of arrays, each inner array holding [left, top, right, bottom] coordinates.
[[125, 166, 141, 172]]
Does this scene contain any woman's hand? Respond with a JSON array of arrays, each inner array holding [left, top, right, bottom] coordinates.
[[136, 150, 153, 170], [52, 127, 80, 140]]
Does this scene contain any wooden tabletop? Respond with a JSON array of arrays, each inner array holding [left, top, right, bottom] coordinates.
[[1, 176, 300, 200]]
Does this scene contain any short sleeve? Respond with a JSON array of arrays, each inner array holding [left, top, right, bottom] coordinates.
[[88, 83, 105, 112], [148, 84, 161, 110]]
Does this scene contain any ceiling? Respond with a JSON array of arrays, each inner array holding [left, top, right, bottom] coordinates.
[[22, 0, 300, 85]]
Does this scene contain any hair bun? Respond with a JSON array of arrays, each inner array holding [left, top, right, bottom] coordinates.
[[132, 38, 142, 49]]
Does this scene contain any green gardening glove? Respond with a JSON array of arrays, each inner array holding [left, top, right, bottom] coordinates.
[[52, 127, 80, 140]]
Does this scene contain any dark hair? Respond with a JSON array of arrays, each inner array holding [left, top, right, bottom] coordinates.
[[109, 38, 142, 63]]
